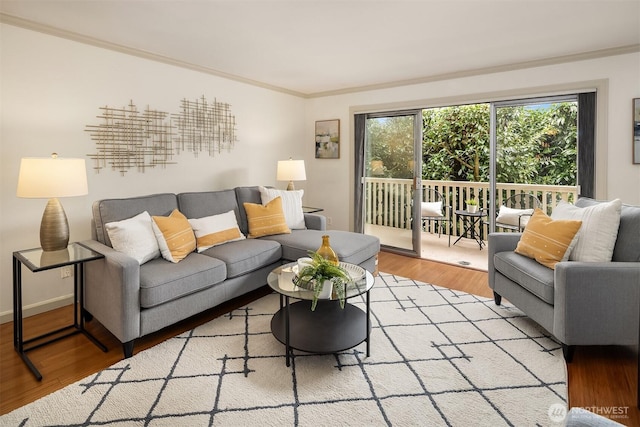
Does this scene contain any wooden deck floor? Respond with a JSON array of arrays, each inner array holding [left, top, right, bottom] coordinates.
[[366, 224, 488, 270]]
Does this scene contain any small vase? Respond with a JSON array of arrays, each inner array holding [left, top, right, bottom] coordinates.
[[317, 235, 339, 265], [468, 205, 478, 213]]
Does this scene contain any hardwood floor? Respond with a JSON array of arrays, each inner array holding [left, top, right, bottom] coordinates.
[[1, 251, 638, 426]]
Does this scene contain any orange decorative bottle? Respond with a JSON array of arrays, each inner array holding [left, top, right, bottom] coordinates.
[[317, 235, 339, 265]]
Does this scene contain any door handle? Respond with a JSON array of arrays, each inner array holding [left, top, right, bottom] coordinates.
[[413, 176, 422, 190]]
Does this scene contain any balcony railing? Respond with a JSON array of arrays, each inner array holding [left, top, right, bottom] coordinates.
[[364, 178, 578, 239]]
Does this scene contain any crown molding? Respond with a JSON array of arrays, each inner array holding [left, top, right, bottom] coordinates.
[[310, 45, 639, 98]]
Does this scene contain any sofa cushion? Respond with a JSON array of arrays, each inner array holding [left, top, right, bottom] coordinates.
[[93, 193, 178, 247], [576, 198, 640, 262], [263, 230, 380, 266], [494, 251, 555, 304], [139, 253, 226, 308], [615, 203, 640, 262], [234, 186, 263, 235], [200, 238, 281, 278], [552, 199, 622, 262], [177, 190, 241, 221]]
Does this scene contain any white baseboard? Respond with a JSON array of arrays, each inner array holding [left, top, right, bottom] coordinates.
[[0, 294, 74, 324]]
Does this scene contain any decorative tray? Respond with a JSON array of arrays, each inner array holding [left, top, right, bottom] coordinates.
[[290, 262, 366, 291], [339, 262, 366, 282], [291, 262, 365, 282]]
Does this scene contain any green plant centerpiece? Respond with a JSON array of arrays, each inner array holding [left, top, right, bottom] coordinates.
[[465, 198, 477, 206], [293, 251, 353, 311]]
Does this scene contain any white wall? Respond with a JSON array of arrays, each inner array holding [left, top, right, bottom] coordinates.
[[0, 24, 307, 319], [304, 52, 640, 231]]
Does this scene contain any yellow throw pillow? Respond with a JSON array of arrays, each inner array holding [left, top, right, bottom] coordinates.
[[515, 209, 582, 269], [151, 209, 196, 263], [243, 196, 291, 238]]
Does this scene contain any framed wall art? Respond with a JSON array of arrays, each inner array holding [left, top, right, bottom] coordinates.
[[634, 98, 640, 164], [315, 119, 340, 159]]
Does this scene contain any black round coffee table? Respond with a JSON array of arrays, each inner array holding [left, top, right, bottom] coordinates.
[[267, 263, 374, 366]]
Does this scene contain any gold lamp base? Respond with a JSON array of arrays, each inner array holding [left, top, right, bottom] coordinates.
[[40, 198, 70, 251]]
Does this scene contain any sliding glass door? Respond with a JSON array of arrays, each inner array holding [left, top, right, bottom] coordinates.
[[488, 96, 579, 230], [355, 92, 591, 265], [362, 111, 422, 256]]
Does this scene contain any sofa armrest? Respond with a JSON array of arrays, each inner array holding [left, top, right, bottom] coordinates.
[[488, 232, 522, 289], [304, 213, 326, 231], [80, 239, 142, 344], [554, 261, 640, 345]]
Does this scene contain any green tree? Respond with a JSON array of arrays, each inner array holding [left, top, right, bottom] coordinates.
[[366, 116, 414, 179], [366, 102, 577, 186], [421, 102, 577, 185], [422, 105, 489, 181], [535, 103, 578, 186]]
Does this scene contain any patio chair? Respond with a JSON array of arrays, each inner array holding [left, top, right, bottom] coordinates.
[[421, 188, 451, 246], [487, 193, 542, 232]]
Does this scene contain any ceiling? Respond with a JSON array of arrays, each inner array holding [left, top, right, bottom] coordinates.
[[1, 1, 639, 97]]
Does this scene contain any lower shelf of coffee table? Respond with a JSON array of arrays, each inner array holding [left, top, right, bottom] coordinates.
[[271, 299, 369, 354]]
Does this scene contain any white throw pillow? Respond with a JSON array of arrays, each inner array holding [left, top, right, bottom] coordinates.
[[551, 199, 622, 262], [421, 201, 443, 217], [496, 206, 535, 228], [105, 211, 160, 265], [259, 186, 306, 229], [188, 210, 246, 252]]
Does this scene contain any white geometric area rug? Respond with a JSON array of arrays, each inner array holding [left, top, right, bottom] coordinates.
[[2, 273, 567, 427]]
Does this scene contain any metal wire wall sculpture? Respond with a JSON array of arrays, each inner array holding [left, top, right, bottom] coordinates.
[[173, 96, 237, 157], [85, 96, 237, 175]]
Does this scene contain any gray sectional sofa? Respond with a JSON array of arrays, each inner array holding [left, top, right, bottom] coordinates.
[[81, 186, 380, 358]]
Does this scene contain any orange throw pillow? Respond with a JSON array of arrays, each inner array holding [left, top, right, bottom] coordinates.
[[515, 209, 582, 269], [243, 197, 291, 238], [151, 209, 196, 263]]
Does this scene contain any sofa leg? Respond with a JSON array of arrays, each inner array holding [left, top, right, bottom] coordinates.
[[562, 344, 574, 363], [493, 292, 502, 305], [123, 340, 135, 359]]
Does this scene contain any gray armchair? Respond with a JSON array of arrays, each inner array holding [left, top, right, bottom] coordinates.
[[488, 198, 640, 361]]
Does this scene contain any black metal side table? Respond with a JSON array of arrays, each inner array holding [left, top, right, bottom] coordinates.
[[453, 210, 488, 250], [13, 242, 108, 380]]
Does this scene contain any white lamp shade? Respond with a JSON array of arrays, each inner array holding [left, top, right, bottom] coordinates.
[[17, 157, 88, 198], [276, 159, 306, 182]]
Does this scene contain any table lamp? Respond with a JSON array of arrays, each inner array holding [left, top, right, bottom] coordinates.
[[17, 153, 89, 251], [276, 158, 306, 191]]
